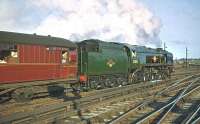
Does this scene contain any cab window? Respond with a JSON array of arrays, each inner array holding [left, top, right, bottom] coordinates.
[[131, 50, 136, 57]]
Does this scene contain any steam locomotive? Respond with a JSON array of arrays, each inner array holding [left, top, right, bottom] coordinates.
[[77, 40, 173, 89], [0, 31, 173, 101]]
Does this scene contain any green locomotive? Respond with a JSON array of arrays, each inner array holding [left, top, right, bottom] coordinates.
[[77, 39, 173, 90]]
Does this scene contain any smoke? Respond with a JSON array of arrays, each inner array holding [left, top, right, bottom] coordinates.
[[0, 0, 162, 47]]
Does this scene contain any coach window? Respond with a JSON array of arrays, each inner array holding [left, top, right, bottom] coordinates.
[[46, 47, 57, 51], [0, 44, 18, 63], [62, 50, 69, 64]]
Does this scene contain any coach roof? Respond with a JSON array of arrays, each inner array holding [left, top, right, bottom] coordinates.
[[0, 31, 76, 48]]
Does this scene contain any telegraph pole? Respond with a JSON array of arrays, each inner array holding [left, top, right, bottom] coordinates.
[[186, 47, 188, 68], [163, 42, 167, 50]]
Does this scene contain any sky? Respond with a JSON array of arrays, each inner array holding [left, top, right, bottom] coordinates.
[[0, 0, 199, 59], [141, 0, 200, 59]]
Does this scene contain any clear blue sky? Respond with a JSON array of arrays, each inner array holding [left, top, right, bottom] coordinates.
[[141, 0, 200, 59]]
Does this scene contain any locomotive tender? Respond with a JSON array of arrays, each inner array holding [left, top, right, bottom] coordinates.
[[0, 31, 173, 101], [78, 40, 129, 89]]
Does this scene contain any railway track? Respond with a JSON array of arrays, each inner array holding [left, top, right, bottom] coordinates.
[[0, 65, 199, 104], [0, 68, 196, 113], [0, 78, 172, 124], [107, 76, 200, 124], [0, 69, 199, 124], [0, 66, 198, 105], [78, 75, 198, 123]]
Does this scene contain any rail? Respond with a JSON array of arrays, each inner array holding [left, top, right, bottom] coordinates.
[[156, 77, 199, 124], [191, 115, 200, 124], [185, 104, 200, 124], [0, 78, 165, 123], [1, 73, 199, 123], [108, 103, 146, 124], [156, 75, 195, 96], [135, 78, 200, 124], [107, 75, 199, 124]]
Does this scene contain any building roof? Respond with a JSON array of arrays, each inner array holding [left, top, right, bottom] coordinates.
[[0, 31, 76, 48]]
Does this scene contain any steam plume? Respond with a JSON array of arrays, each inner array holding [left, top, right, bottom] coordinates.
[[0, 0, 162, 47]]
